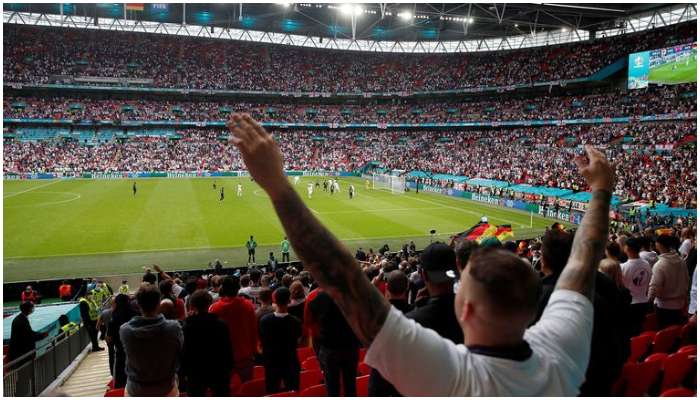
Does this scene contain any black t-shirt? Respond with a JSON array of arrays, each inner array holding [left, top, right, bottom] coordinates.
[[259, 313, 302, 365], [307, 291, 360, 349], [406, 293, 463, 345]]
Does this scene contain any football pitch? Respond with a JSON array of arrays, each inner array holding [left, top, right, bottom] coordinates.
[[649, 53, 697, 85], [4, 177, 564, 282]]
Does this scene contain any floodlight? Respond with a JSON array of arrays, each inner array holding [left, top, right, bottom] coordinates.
[[468, 17, 474, 24], [398, 11, 413, 20]]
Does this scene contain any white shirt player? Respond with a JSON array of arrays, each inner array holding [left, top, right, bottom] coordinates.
[[293, 176, 300, 185], [307, 183, 314, 199], [334, 181, 340, 192], [237, 184, 243, 197]]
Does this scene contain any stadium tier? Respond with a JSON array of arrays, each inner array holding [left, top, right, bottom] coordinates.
[[2, 3, 698, 398]]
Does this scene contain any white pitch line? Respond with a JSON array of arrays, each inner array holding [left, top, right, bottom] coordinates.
[[4, 179, 62, 199], [406, 193, 523, 227]]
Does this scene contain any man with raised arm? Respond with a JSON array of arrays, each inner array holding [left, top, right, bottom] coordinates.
[[227, 113, 615, 396]]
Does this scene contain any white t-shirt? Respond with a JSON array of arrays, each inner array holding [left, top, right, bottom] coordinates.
[[679, 239, 693, 258], [621, 258, 653, 304], [639, 250, 658, 267], [365, 290, 593, 396], [689, 268, 697, 315]]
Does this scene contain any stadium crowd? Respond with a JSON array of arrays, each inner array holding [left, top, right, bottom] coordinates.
[[4, 121, 696, 207], [4, 83, 696, 123], [10, 118, 695, 397], [4, 22, 695, 91]]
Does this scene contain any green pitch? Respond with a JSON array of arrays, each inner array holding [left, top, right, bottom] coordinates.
[[4, 177, 564, 282], [649, 51, 697, 85]]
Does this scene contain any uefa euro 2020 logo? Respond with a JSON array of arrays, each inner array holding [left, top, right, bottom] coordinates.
[[634, 55, 644, 68]]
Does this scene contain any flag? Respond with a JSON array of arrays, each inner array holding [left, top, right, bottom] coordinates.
[[126, 3, 144, 11], [451, 222, 513, 245]]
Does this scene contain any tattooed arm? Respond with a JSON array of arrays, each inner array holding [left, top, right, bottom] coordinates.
[[555, 145, 616, 301], [227, 114, 389, 345]]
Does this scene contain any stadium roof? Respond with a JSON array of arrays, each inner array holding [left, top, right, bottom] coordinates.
[[3, 3, 697, 53]]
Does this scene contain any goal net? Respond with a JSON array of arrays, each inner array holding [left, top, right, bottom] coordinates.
[[372, 173, 406, 194]]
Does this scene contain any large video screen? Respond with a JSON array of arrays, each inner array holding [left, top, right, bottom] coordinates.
[[628, 42, 697, 89]]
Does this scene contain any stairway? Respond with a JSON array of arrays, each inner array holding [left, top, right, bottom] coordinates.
[[59, 339, 111, 397]]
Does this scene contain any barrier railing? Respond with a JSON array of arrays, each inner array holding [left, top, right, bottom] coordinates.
[[3, 326, 89, 397]]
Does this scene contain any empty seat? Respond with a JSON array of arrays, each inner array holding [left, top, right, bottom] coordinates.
[[297, 346, 315, 362], [677, 345, 697, 355], [652, 325, 683, 354], [643, 313, 658, 332], [660, 387, 696, 397], [302, 357, 321, 371], [661, 352, 695, 392], [300, 384, 327, 397], [104, 388, 125, 397], [629, 334, 655, 363], [266, 390, 297, 397], [237, 378, 267, 396], [300, 369, 324, 390], [616, 358, 665, 396], [357, 362, 371, 376], [253, 365, 266, 380], [356, 375, 369, 397]]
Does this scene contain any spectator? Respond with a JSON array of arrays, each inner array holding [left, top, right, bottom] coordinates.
[[209, 276, 258, 383], [308, 289, 361, 396], [229, 117, 614, 396], [107, 294, 137, 389], [181, 290, 233, 396], [239, 268, 263, 306], [259, 287, 303, 393], [620, 237, 653, 335], [639, 237, 659, 267], [287, 280, 306, 321], [679, 227, 694, 258], [159, 280, 186, 320], [650, 234, 691, 328], [256, 288, 275, 322], [120, 283, 183, 396], [97, 296, 115, 376], [8, 301, 48, 361], [21, 285, 38, 304]]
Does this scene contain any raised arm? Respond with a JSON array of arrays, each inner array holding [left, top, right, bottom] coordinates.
[[227, 114, 389, 345], [555, 145, 615, 301]]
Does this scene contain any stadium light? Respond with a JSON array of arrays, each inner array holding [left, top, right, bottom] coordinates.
[[398, 11, 413, 21], [468, 17, 474, 24], [561, 27, 568, 32], [514, 23, 519, 27], [279, 2, 291, 8], [340, 4, 363, 16]]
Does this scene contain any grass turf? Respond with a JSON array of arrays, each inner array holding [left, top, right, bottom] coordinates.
[[649, 52, 697, 85], [4, 177, 564, 282]]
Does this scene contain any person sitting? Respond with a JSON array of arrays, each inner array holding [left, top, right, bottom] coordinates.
[[120, 283, 183, 396], [181, 290, 233, 396], [59, 281, 73, 301], [21, 285, 38, 304], [227, 116, 614, 396], [259, 287, 302, 394]]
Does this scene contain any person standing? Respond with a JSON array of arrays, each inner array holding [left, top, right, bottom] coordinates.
[[79, 290, 103, 352], [120, 284, 183, 396], [281, 237, 290, 263], [237, 183, 243, 197], [650, 235, 690, 329], [132, 182, 137, 197], [8, 302, 48, 396], [107, 294, 137, 389], [209, 276, 258, 383], [246, 236, 257, 263], [220, 187, 225, 202], [620, 237, 652, 335], [259, 287, 302, 394], [182, 290, 233, 396]]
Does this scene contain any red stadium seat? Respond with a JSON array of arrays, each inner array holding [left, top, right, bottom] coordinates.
[[300, 384, 327, 397], [104, 388, 125, 397], [661, 387, 696, 397], [266, 391, 297, 397], [643, 313, 659, 332], [297, 346, 315, 362], [652, 325, 683, 354], [229, 373, 242, 395], [677, 345, 697, 355], [629, 333, 655, 363], [615, 358, 665, 396], [356, 375, 369, 397], [237, 378, 267, 397], [106, 378, 114, 390], [359, 347, 367, 362], [679, 323, 695, 346], [253, 365, 266, 380], [302, 356, 321, 371], [358, 362, 371, 376], [661, 352, 695, 392], [300, 369, 324, 390]]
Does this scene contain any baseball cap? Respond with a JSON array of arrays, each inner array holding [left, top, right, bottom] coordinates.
[[420, 242, 457, 284]]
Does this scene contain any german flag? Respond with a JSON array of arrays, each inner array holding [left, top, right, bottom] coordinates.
[[125, 3, 144, 11], [452, 222, 513, 245]]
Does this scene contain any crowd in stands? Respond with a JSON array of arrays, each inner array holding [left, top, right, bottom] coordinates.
[[3, 83, 696, 123], [4, 22, 695, 92], [3, 121, 696, 207]]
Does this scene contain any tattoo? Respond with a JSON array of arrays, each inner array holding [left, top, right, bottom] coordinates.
[[270, 185, 390, 345], [555, 190, 611, 300]]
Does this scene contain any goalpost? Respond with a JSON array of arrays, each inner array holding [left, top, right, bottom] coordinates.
[[371, 173, 406, 194]]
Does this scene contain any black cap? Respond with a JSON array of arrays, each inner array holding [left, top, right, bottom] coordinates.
[[420, 242, 457, 284]]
